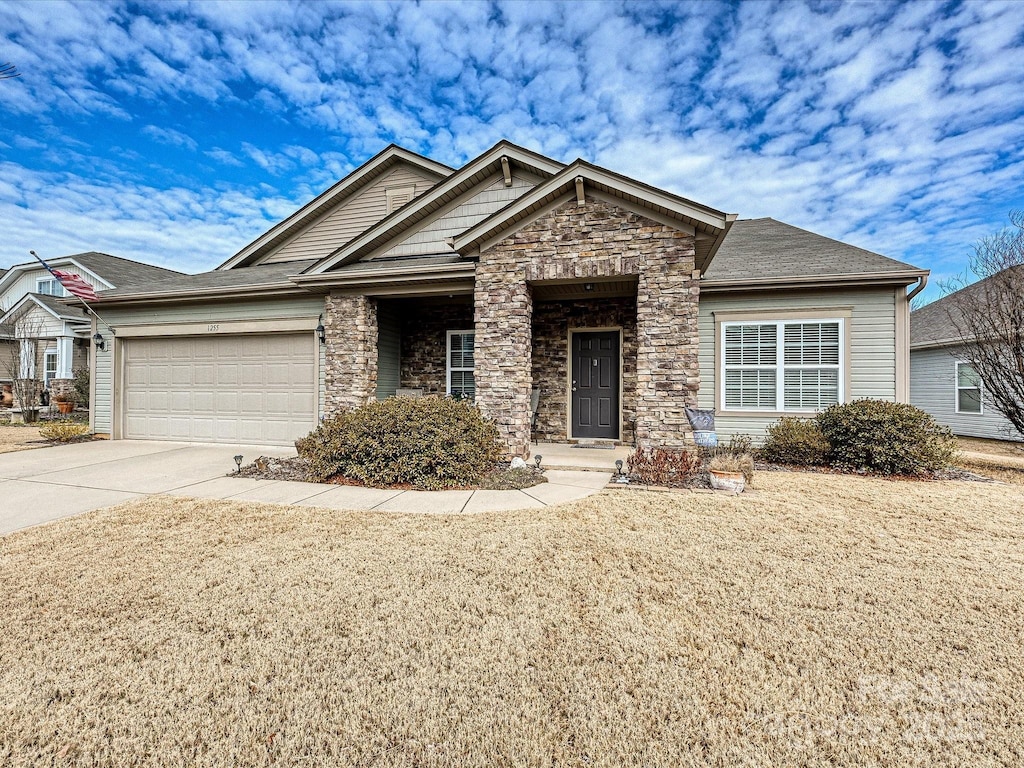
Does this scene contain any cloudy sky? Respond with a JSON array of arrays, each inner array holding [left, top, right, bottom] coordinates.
[[2, 0, 1022, 303]]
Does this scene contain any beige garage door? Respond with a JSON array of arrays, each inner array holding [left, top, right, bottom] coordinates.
[[123, 333, 316, 445]]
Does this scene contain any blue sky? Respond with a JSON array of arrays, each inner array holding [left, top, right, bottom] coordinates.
[[1, 0, 1023, 304]]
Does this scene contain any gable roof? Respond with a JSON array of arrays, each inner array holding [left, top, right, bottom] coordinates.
[[910, 266, 1022, 349], [0, 292, 89, 325], [0, 251, 181, 296], [452, 159, 735, 272], [217, 145, 455, 271], [301, 140, 565, 274], [702, 218, 927, 289]]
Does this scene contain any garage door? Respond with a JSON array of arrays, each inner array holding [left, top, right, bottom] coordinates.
[[123, 333, 316, 445]]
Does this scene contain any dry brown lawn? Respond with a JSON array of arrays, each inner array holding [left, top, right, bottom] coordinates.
[[2, 473, 1022, 767], [955, 437, 1024, 485], [0, 424, 48, 454]]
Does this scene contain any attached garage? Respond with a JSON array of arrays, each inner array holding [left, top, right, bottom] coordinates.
[[122, 332, 316, 445]]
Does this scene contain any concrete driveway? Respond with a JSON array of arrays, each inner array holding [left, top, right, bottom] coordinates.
[[0, 440, 293, 535], [0, 440, 611, 535]]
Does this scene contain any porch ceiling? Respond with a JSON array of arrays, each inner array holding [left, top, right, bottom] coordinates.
[[530, 276, 638, 301]]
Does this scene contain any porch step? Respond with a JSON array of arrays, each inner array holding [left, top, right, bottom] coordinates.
[[572, 439, 617, 450], [530, 441, 632, 472]]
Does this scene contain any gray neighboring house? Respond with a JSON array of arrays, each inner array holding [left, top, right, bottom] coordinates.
[[910, 273, 1024, 442], [89, 140, 928, 452]]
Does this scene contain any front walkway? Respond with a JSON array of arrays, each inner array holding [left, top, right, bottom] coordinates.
[[0, 440, 611, 535]]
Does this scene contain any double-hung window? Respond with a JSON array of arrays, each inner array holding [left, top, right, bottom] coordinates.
[[37, 277, 65, 296], [44, 349, 58, 387], [446, 330, 475, 400], [955, 362, 982, 414], [722, 319, 842, 412]]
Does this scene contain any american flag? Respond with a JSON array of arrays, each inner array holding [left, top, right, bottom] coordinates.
[[29, 251, 99, 302]]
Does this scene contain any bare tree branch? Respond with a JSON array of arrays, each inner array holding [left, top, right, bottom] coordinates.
[[0, 62, 21, 80]]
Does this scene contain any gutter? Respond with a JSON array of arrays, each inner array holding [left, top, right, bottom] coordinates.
[[701, 269, 929, 292], [94, 281, 312, 306], [906, 273, 928, 301]]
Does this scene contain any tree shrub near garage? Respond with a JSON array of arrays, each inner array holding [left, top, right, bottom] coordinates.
[[761, 417, 830, 466], [295, 396, 505, 489], [816, 399, 957, 475]]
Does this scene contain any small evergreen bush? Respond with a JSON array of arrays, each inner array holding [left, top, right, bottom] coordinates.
[[295, 396, 504, 489], [816, 399, 956, 475], [39, 422, 90, 442], [761, 417, 830, 466], [73, 367, 90, 408], [627, 446, 702, 487]]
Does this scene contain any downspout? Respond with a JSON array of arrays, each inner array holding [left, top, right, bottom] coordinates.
[[906, 274, 928, 302]]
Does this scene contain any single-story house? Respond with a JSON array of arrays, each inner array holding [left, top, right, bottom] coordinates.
[[90, 140, 928, 454], [910, 271, 1024, 442], [0, 252, 181, 405]]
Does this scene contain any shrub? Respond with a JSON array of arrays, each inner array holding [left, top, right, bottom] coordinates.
[[295, 396, 505, 489], [73, 367, 90, 408], [626, 446, 702, 487], [39, 422, 90, 442], [761, 417, 830, 466], [707, 453, 755, 486], [53, 393, 74, 404], [816, 399, 957, 475]]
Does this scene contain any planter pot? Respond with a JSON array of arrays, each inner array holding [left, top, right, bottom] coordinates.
[[708, 469, 745, 493], [57, 402, 75, 414]]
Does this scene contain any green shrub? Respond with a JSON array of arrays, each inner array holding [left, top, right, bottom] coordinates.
[[816, 399, 957, 475], [295, 396, 504, 489], [627, 446, 702, 487], [73, 367, 90, 408], [761, 417, 830, 466], [39, 422, 90, 442]]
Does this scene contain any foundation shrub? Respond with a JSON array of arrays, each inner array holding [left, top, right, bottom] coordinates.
[[761, 417, 830, 466], [627, 446, 702, 487], [817, 399, 957, 475], [295, 396, 504, 489], [39, 422, 90, 442], [73, 367, 90, 408]]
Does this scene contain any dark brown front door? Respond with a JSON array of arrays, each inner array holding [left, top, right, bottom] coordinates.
[[571, 331, 619, 439]]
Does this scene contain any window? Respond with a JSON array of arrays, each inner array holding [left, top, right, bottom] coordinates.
[[37, 277, 65, 296], [446, 330, 475, 400], [44, 349, 58, 386], [955, 362, 982, 414], [722, 320, 842, 412]]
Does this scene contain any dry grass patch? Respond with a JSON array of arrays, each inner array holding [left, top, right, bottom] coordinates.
[[955, 437, 1024, 485], [0, 424, 47, 454], [1, 474, 1023, 766]]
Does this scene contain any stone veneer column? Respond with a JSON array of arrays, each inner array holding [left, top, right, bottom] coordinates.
[[473, 273, 533, 459], [324, 291, 378, 416], [634, 236, 699, 449]]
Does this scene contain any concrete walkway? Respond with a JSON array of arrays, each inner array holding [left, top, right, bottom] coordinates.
[[0, 440, 611, 535]]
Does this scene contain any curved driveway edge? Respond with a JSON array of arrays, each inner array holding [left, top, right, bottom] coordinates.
[[1, 441, 611, 535]]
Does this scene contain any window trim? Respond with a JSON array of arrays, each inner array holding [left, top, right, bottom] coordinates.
[[43, 348, 58, 386], [954, 360, 983, 415], [446, 329, 475, 399], [719, 317, 846, 414], [36, 277, 65, 297]]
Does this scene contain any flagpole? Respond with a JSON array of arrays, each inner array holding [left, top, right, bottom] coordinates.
[[28, 250, 117, 335]]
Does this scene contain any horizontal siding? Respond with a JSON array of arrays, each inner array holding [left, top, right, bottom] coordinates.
[[698, 287, 898, 441], [262, 166, 438, 264], [3, 266, 107, 307], [92, 296, 325, 436], [375, 172, 537, 259], [910, 346, 1023, 441]]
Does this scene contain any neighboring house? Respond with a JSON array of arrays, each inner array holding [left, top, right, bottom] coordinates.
[[0, 252, 182, 404], [910, 273, 1024, 442], [90, 141, 927, 453]]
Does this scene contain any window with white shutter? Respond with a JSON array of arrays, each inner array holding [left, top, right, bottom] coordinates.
[[722, 319, 843, 412]]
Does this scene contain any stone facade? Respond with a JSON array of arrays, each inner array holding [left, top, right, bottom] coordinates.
[[399, 300, 474, 395], [476, 199, 699, 456], [324, 291, 378, 414], [531, 297, 638, 444]]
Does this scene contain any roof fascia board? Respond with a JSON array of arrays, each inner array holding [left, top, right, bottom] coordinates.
[[701, 269, 930, 292], [95, 283, 313, 306], [476, 190, 577, 254], [304, 142, 565, 274], [217, 145, 455, 271], [291, 261, 476, 287], [0, 294, 63, 324]]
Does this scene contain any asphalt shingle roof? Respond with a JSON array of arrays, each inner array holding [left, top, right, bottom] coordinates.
[[705, 218, 921, 282], [68, 251, 183, 287], [910, 267, 1022, 347], [97, 259, 318, 298]]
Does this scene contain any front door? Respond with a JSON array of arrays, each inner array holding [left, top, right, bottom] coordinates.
[[571, 330, 620, 439]]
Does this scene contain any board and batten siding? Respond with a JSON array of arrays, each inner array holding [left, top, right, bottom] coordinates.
[[697, 287, 899, 441], [91, 296, 325, 436], [372, 172, 539, 260], [910, 345, 1023, 441], [261, 166, 439, 265]]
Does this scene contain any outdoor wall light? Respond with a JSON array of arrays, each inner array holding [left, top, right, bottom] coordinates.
[[316, 314, 326, 345], [234, 454, 243, 473], [584, 283, 594, 291], [615, 459, 624, 475], [534, 454, 543, 469], [92, 332, 106, 351]]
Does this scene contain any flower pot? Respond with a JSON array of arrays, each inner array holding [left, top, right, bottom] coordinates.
[[708, 469, 745, 493], [57, 401, 75, 414]]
